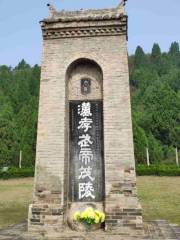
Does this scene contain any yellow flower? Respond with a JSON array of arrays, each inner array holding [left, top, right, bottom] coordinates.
[[73, 208, 105, 224], [86, 207, 93, 213], [94, 215, 99, 223], [100, 212, 105, 223], [73, 211, 80, 221], [81, 211, 88, 219], [95, 210, 105, 223], [95, 210, 101, 216], [88, 211, 95, 219]]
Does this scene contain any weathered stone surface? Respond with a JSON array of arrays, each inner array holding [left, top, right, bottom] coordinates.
[[41, 4, 127, 40], [1, 221, 180, 240], [28, 1, 142, 236], [43, 4, 125, 23]]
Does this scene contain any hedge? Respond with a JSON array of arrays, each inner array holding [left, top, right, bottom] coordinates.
[[136, 164, 180, 176], [0, 167, 34, 179]]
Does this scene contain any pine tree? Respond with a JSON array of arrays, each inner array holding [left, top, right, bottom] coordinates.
[[169, 42, 179, 56], [134, 46, 146, 68]]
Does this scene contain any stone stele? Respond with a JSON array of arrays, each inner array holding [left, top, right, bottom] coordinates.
[[28, 0, 143, 237]]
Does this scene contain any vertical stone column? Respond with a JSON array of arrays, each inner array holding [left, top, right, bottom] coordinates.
[[28, 40, 66, 233], [103, 35, 142, 232]]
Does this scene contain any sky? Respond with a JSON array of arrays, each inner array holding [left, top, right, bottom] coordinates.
[[0, 0, 180, 67]]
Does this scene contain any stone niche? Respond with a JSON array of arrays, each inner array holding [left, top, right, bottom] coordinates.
[[66, 58, 104, 231], [28, 1, 143, 237]]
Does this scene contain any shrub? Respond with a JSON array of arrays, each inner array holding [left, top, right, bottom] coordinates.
[[0, 167, 34, 179], [136, 164, 180, 176]]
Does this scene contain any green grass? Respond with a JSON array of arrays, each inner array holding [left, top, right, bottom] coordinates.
[[137, 176, 180, 225], [0, 178, 33, 229], [0, 177, 179, 229]]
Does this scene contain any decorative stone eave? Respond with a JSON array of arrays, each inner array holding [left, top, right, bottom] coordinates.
[[40, 5, 128, 40]]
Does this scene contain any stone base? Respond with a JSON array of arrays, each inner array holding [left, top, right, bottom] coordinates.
[[0, 220, 180, 240], [28, 202, 143, 234], [105, 207, 143, 231], [28, 203, 64, 233]]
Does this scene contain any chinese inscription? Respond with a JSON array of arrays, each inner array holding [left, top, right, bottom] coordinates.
[[69, 101, 104, 202]]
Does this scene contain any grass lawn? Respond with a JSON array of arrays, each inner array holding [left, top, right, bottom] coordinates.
[[0, 178, 33, 229], [137, 176, 180, 225], [0, 177, 179, 229]]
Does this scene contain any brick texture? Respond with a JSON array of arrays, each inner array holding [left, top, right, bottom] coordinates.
[[28, 4, 143, 235]]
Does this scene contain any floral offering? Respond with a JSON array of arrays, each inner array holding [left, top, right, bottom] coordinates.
[[73, 207, 105, 225]]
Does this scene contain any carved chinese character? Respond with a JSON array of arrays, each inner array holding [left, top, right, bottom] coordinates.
[[78, 134, 93, 148], [78, 117, 93, 132], [78, 102, 92, 117], [78, 166, 94, 181], [79, 182, 95, 200], [79, 148, 93, 165]]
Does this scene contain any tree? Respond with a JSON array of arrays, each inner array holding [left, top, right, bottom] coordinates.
[[169, 42, 179, 56], [130, 42, 180, 163], [134, 46, 146, 68], [142, 82, 179, 145], [0, 101, 18, 166], [169, 42, 180, 67], [29, 65, 40, 96], [130, 67, 158, 90], [15, 59, 30, 70], [151, 43, 161, 63], [151, 43, 163, 75], [133, 114, 148, 164], [147, 134, 164, 164], [0, 65, 12, 95], [0, 60, 39, 167]]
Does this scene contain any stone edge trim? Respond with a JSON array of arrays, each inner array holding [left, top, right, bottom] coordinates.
[[42, 25, 127, 40]]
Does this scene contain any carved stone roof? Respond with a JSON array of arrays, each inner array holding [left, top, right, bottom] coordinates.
[[42, 6, 125, 23], [41, 3, 128, 40]]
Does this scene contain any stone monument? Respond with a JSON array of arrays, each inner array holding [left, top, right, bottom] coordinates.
[[28, 0, 143, 237]]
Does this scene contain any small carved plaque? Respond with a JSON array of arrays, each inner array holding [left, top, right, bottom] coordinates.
[[81, 78, 91, 95]]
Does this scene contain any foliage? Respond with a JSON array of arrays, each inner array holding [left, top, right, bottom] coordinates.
[[0, 62, 40, 167], [0, 167, 34, 179], [133, 120, 148, 164], [136, 164, 180, 176], [130, 42, 180, 164], [73, 207, 105, 225]]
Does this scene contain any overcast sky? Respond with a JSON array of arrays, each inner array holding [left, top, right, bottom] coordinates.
[[0, 0, 180, 67]]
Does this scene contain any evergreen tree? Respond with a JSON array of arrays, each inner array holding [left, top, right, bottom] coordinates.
[[130, 41, 180, 163], [134, 46, 146, 68], [151, 43, 161, 63], [147, 133, 164, 164], [151, 43, 163, 75], [169, 42, 179, 56], [133, 121, 148, 164], [169, 42, 180, 67], [0, 60, 39, 167]]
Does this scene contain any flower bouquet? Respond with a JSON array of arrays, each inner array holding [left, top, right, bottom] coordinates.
[[73, 207, 105, 225]]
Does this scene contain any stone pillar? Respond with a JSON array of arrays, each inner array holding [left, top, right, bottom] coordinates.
[[28, 2, 143, 235], [103, 36, 143, 232], [28, 38, 66, 233]]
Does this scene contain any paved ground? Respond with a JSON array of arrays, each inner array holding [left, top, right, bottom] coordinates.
[[0, 221, 179, 240]]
